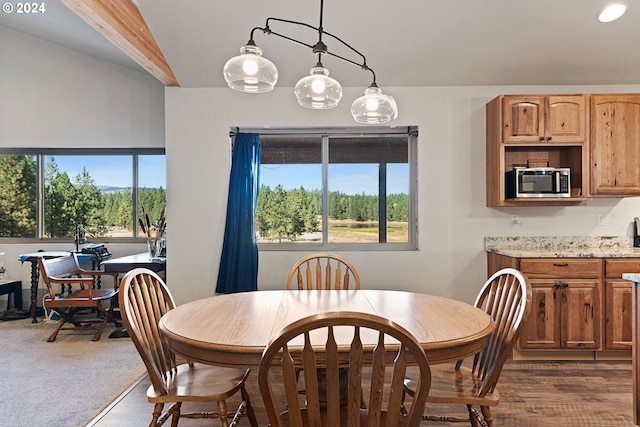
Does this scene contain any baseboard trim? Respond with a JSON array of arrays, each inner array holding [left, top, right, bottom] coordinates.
[[85, 373, 147, 427], [513, 349, 632, 361]]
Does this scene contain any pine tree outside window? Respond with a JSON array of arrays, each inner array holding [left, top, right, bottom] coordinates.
[[252, 126, 417, 251], [0, 149, 165, 241]]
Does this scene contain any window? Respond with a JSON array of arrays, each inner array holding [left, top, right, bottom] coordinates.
[[252, 126, 417, 250], [0, 148, 165, 241]]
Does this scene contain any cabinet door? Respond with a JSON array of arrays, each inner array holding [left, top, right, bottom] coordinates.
[[605, 280, 633, 350], [518, 280, 561, 349], [502, 96, 544, 143], [561, 280, 601, 349], [546, 95, 586, 143], [590, 94, 640, 196]]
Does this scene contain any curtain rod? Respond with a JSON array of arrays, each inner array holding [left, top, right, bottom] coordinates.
[[229, 126, 418, 138]]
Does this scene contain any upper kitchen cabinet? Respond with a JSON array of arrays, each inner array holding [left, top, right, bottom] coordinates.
[[502, 95, 587, 144], [486, 94, 589, 207], [590, 94, 640, 196]]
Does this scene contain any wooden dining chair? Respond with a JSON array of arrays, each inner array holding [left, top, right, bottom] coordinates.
[[402, 268, 532, 427], [38, 253, 120, 342], [119, 268, 258, 427], [286, 253, 361, 290], [258, 311, 432, 427]]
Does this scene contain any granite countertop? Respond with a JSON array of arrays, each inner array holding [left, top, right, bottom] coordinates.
[[622, 273, 640, 282], [485, 236, 640, 258]]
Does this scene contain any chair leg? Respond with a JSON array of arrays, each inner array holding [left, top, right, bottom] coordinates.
[[92, 299, 119, 341], [170, 402, 181, 427], [480, 406, 493, 427], [108, 296, 122, 327], [47, 309, 71, 342], [150, 402, 164, 427], [241, 385, 259, 427], [467, 405, 489, 427], [92, 302, 112, 341], [151, 402, 180, 427], [217, 400, 229, 427]]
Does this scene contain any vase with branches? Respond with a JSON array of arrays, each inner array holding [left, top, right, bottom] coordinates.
[[139, 205, 166, 259]]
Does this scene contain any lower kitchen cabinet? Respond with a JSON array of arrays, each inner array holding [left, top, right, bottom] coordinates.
[[517, 258, 602, 350], [487, 254, 603, 351], [519, 279, 601, 349], [604, 259, 640, 350], [517, 279, 561, 349], [487, 251, 639, 356], [604, 280, 632, 349]]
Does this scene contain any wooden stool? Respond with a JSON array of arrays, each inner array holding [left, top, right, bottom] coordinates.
[[0, 280, 22, 310]]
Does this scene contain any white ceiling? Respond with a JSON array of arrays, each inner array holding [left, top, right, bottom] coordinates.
[[2, 0, 639, 89]]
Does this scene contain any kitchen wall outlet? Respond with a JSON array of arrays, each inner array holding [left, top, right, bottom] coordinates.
[[596, 213, 605, 226], [511, 213, 521, 226]]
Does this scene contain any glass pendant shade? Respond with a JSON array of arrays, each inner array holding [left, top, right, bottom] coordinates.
[[294, 66, 342, 109], [351, 86, 398, 124], [223, 44, 278, 93]]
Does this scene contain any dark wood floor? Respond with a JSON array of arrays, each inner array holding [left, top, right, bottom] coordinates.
[[89, 360, 636, 426]]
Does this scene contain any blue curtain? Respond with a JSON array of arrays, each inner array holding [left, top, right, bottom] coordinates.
[[216, 133, 261, 293]]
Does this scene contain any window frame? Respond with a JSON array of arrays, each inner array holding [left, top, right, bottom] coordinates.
[[241, 126, 418, 252], [0, 147, 165, 243]]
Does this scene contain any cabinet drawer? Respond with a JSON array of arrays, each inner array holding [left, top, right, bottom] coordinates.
[[605, 259, 640, 278], [520, 258, 601, 278]]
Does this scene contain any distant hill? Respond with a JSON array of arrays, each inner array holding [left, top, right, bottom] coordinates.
[[98, 186, 129, 193], [98, 186, 161, 193]]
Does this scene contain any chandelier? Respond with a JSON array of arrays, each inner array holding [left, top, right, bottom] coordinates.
[[222, 0, 398, 124]]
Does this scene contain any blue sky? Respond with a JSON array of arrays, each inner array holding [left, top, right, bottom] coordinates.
[[260, 163, 409, 195], [49, 156, 406, 195], [50, 155, 166, 188]]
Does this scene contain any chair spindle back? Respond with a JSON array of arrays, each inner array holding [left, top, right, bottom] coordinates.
[[286, 253, 361, 290], [119, 268, 177, 396], [467, 268, 532, 396]]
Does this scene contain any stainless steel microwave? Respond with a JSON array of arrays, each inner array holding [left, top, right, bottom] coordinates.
[[505, 167, 571, 198]]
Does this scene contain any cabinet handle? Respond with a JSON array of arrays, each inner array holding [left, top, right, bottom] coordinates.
[[562, 282, 569, 288], [539, 136, 545, 141], [547, 136, 552, 141], [553, 263, 569, 267]]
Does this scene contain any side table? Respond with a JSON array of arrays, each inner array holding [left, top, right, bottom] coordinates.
[[0, 279, 22, 310], [101, 253, 166, 338]]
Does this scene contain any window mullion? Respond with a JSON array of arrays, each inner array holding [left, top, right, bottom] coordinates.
[[133, 155, 139, 238], [322, 135, 329, 245], [378, 162, 387, 243], [37, 154, 45, 239]]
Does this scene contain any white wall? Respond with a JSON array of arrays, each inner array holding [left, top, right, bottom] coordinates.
[[0, 26, 164, 147], [165, 85, 640, 305], [0, 26, 164, 302]]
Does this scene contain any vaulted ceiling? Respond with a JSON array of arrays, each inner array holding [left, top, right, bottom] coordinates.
[[2, 0, 639, 89]]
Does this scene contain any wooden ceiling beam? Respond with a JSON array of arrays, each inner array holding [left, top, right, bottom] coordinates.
[[62, 0, 179, 86]]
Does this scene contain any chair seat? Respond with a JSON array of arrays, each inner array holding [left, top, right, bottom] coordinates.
[[147, 363, 251, 403], [44, 288, 118, 307], [405, 364, 501, 407]]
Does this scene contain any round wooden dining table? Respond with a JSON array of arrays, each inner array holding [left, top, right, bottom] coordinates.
[[159, 289, 493, 367]]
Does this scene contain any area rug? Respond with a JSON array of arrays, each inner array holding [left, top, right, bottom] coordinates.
[[0, 317, 145, 427]]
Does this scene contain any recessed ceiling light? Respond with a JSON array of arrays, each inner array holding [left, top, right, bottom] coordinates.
[[598, 3, 628, 22]]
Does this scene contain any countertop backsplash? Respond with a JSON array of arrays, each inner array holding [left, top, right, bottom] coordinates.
[[485, 236, 640, 258]]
